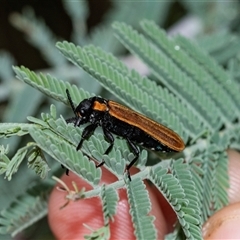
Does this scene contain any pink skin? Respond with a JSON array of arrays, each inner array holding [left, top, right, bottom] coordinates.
[[48, 150, 240, 239]]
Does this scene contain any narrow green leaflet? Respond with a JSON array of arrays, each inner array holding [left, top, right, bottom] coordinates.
[[0, 123, 30, 138], [212, 151, 229, 212], [112, 22, 220, 132], [140, 20, 237, 124], [0, 145, 10, 175], [84, 45, 202, 138], [56, 41, 186, 141], [0, 182, 52, 236], [28, 125, 101, 187], [172, 159, 202, 240], [13, 66, 91, 106], [126, 178, 156, 240], [200, 148, 229, 222], [189, 157, 205, 217], [175, 35, 240, 117], [0, 145, 29, 181], [100, 185, 119, 225], [27, 146, 50, 179]]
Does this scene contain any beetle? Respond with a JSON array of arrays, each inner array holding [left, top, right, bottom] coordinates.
[[65, 89, 185, 180]]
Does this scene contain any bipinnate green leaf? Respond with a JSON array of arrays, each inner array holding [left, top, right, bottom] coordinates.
[[140, 20, 238, 124], [27, 146, 50, 179], [213, 152, 229, 212], [172, 159, 202, 239], [101, 185, 119, 224], [13, 66, 91, 106], [84, 45, 202, 139], [56, 41, 186, 142], [0, 145, 29, 181], [0, 182, 52, 236], [175, 34, 240, 119], [4, 18, 236, 240], [28, 125, 101, 187], [112, 21, 220, 132], [0, 123, 30, 138], [126, 178, 156, 240], [200, 148, 229, 222]]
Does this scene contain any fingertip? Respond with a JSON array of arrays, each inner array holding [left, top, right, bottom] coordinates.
[[48, 172, 104, 239], [48, 167, 168, 239], [48, 168, 134, 239], [202, 150, 240, 239], [203, 202, 240, 239]]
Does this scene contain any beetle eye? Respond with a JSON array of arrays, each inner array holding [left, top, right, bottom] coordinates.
[[80, 109, 85, 115]]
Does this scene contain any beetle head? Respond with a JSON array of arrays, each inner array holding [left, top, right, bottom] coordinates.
[[74, 98, 94, 125]]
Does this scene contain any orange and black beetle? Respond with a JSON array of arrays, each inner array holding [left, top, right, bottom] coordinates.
[[65, 89, 185, 180]]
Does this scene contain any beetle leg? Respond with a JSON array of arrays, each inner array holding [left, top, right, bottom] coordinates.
[[97, 128, 114, 167], [61, 164, 69, 175], [103, 128, 115, 155], [66, 89, 76, 114], [77, 124, 97, 150], [65, 117, 77, 124], [126, 138, 139, 181]]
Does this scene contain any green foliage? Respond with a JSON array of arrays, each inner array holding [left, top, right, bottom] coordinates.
[[56, 41, 186, 142], [126, 177, 156, 240], [112, 22, 220, 132], [150, 161, 201, 239], [172, 159, 201, 239], [0, 145, 28, 181], [10, 8, 66, 67], [1, 9, 240, 240], [198, 32, 240, 65], [175, 35, 240, 119], [27, 146, 51, 179], [141, 20, 238, 124], [0, 123, 30, 138], [100, 185, 119, 225], [13, 66, 91, 106], [28, 117, 102, 187], [0, 182, 53, 236]]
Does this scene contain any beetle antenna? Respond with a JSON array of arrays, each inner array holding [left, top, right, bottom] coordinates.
[[66, 89, 76, 115]]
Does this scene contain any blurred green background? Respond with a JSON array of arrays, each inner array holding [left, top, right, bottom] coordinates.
[[1, 0, 240, 239]]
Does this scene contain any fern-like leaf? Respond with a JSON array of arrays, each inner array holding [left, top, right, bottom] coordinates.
[[13, 66, 91, 106], [112, 21, 220, 132], [213, 151, 229, 211], [141, 20, 238, 124], [56, 41, 186, 141], [0, 182, 52, 236], [27, 146, 50, 179], [0, 123, 30, 138], [175, 35, 240, 119], [100, 185, 119, 225], [85, 45, 203, 138], [197, 32, 240, 64], [192, 143, 229, 223], [149, 160, 201, 240], [126, 178, 156, 240], [28, 125, 101, 187], [172, 159, 202, 240], [1, 146, 29, 181]]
